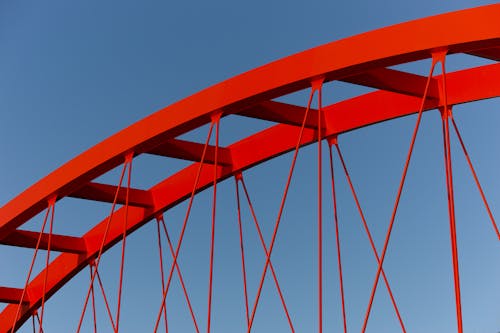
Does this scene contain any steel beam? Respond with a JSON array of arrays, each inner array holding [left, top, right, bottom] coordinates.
[[0, 230, 86, 254], [341, 67, 440, 99], [69, 182, 153, 208], [148, 139, 232, 166], [0, 287, 29, 304]]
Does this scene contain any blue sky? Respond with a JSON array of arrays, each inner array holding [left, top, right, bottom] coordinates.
[[0, 1, 499, 332]]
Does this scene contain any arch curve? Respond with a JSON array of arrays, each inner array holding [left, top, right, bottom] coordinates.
[[0, 4, 499, 331]]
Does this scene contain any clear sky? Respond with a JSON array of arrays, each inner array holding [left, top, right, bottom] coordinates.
[[0, 1, 499, 332]]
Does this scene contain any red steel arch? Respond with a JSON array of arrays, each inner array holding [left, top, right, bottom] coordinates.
[[0, 4, 499, 332]]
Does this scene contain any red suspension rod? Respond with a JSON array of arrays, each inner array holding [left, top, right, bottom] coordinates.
[[361, 56, 438, 333]]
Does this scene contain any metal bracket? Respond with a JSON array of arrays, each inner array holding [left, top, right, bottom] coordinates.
[[327, 135, 338, 147]]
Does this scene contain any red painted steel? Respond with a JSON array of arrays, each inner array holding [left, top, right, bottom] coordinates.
[[69, 182, 153, 208], [149, 139, 232, 166], [0, 288, 29, 305], [0, 5, 499, 332], [0, 230, 86, 254]]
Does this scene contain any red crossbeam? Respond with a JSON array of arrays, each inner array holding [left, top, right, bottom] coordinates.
[[70, 182, 153, 208], [0, 288, 29, 305], [0, 230, 86, 254], [148, 138, 232, 166]]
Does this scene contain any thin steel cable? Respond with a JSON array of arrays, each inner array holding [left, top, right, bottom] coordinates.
[[247, 84, 317, 332], [361, 59, 438, 333], [207, 116, 220, 333], [450, 116, 500, 240], [115, 155, 133, 332], [317, 85, 324, 333], [160, 216, 201, 333], [89, 266, 98, 333], [240, 177, 295, 332], [440, 59, 463, 333], [153, 121, 215, 332], [327, 142, 347, 333], [235, 177, 250, 329], [95, 268, 117, 331], [156, 218, 169, 333], [335, 144, 406, 333], [76, 156, 129, 333], [10, 200, 53, 333], [35, 312, 44, 333], [38, 199, 55, 333]]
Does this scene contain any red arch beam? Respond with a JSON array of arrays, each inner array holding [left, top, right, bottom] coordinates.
[[0, 5, 499, 331], [1, 62, 498, 332], [1, 4, 498, 237]]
